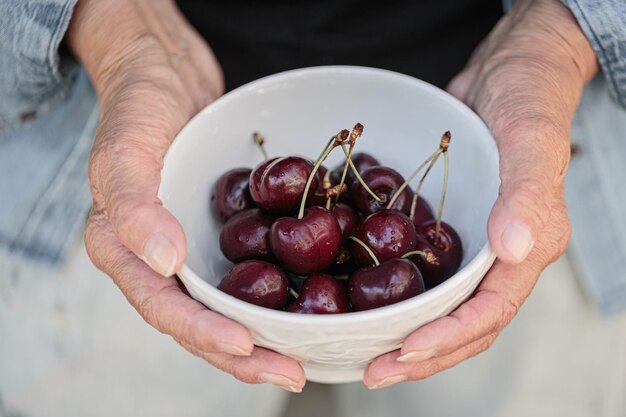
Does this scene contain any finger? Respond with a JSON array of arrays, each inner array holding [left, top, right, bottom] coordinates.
[[85, 211, 254, 357], [487, 115, 569, 264], [394, 256, 539, 364], [365, 332, 498, 389], [368, 191, 569, 384], [470, 52, 576, 266], [197, 347, 306, 393], [90, 78, 196, 276]]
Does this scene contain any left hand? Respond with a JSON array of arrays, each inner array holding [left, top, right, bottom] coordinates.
[[364, 0, 598, 389]]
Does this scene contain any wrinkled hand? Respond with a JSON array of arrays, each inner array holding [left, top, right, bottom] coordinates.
[[69, 0, 305, 392], [364, 0, 598, 389]]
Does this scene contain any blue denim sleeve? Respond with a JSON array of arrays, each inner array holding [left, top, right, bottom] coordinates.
[[562, 0, 626, 108], [0, 0, 79, 133]]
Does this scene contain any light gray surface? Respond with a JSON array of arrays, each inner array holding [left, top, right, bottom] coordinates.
[[0, 236, 289, 417], [285, 253, 626, 417]]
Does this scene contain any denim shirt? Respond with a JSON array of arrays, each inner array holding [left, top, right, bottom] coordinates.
[[1, 0, 626, 315]]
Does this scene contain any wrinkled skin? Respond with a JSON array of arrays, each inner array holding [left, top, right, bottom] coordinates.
[[72, 0, 597, 393], [363, 0, 598, 389]]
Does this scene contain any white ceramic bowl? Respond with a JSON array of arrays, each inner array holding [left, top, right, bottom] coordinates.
[[159, 66, 499, 384]]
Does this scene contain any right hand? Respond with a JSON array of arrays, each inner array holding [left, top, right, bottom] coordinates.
[[68, 0, 305, 392]]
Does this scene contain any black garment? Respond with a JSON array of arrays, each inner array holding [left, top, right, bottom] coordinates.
[[177, 0, 502, 91]]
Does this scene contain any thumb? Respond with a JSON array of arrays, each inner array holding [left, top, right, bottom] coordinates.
[[89, 94, 193, 277], [487, 120, 569, 264]]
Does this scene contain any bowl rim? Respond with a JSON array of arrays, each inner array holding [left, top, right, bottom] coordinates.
[[163, 65, 498, 325]]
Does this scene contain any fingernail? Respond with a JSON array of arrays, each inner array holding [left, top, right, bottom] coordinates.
[[142, 233, 178, 277], [501, 222, 534, 263], [396, 349, 436, 363], [258, 373, 302, 393], [217, 342, 252, 357], [368, 374, 408, 390]]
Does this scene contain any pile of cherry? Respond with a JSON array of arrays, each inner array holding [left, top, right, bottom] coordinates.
[[211, 123, 462, 314]]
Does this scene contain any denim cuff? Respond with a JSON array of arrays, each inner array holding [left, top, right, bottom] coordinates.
[[0, 0, 79, 133], [562, 0, 626, 108]]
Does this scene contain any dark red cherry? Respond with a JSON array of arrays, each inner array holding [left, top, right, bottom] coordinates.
[[331, 152, 380, 185], [410, 196, 435, 227], [270, 206, 342, 275], [217, 260, 289, 309], [286, 273, 350, 314], [332, 203, 359, 239], [348, 258, 425, 311], [350, 210, 417, 267], [211, 168, 254, 222], [350, 166, 413, 216], [249, 156, 318, 212], [409, 220, 463, 288], [219, 208, 274, 263]]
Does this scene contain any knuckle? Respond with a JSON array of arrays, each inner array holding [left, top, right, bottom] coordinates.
[[135, 285, 168, 331], [83, 210, 121, 275], [473, 333, 499, 356], [505, 178, 553, 226], [181, 310, 211, 352], [498, 296, 520, 328], [84, 213, 104, 269], [529, 203, 572, 268], [216, 358, 252, 383], [474, 289, 520, 334], [108, 193, 149, 232], [87, 137, 109, 194], [556, 215, 572, 255]]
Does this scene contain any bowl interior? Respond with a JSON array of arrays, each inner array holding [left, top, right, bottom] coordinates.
[[160, 66, 499, 295]]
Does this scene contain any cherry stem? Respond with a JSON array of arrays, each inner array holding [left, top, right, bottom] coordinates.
[[401, 250, 439, 265], [289, 288, 299, 299], [298, 131, 347, 219], [409, 153, 440, 218], [253, 132, 269, 160], [334, 123, 363, 207], [322, 168, 333, 191], [387, 148, 441, 210], [408, 131, 452, 218], [348, 236, 380, 266], [339, 143, 383, 202], [325, 197, 332, 210], [435, 150, 449, 238]]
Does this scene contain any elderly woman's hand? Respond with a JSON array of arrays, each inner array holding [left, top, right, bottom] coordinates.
[[68, 0, 305, 392], [364, 0, 598, 389]]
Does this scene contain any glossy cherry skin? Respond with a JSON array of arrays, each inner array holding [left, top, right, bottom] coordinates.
[[270, 206, 343, 275], [410, 196, 435, 227], [350, 166, 413, 216], [249, 156, 318, 212], [409, 220, 463, 288], [350, 210, 417, 267], [219, 208, 274, 263], [286, 273, 350, 314], [348, 258, 425, 311], [211, 168, 254, 222], [332, 203, 359, 239], [217, 260, 289, 309], [331, 152, 380, 186]]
